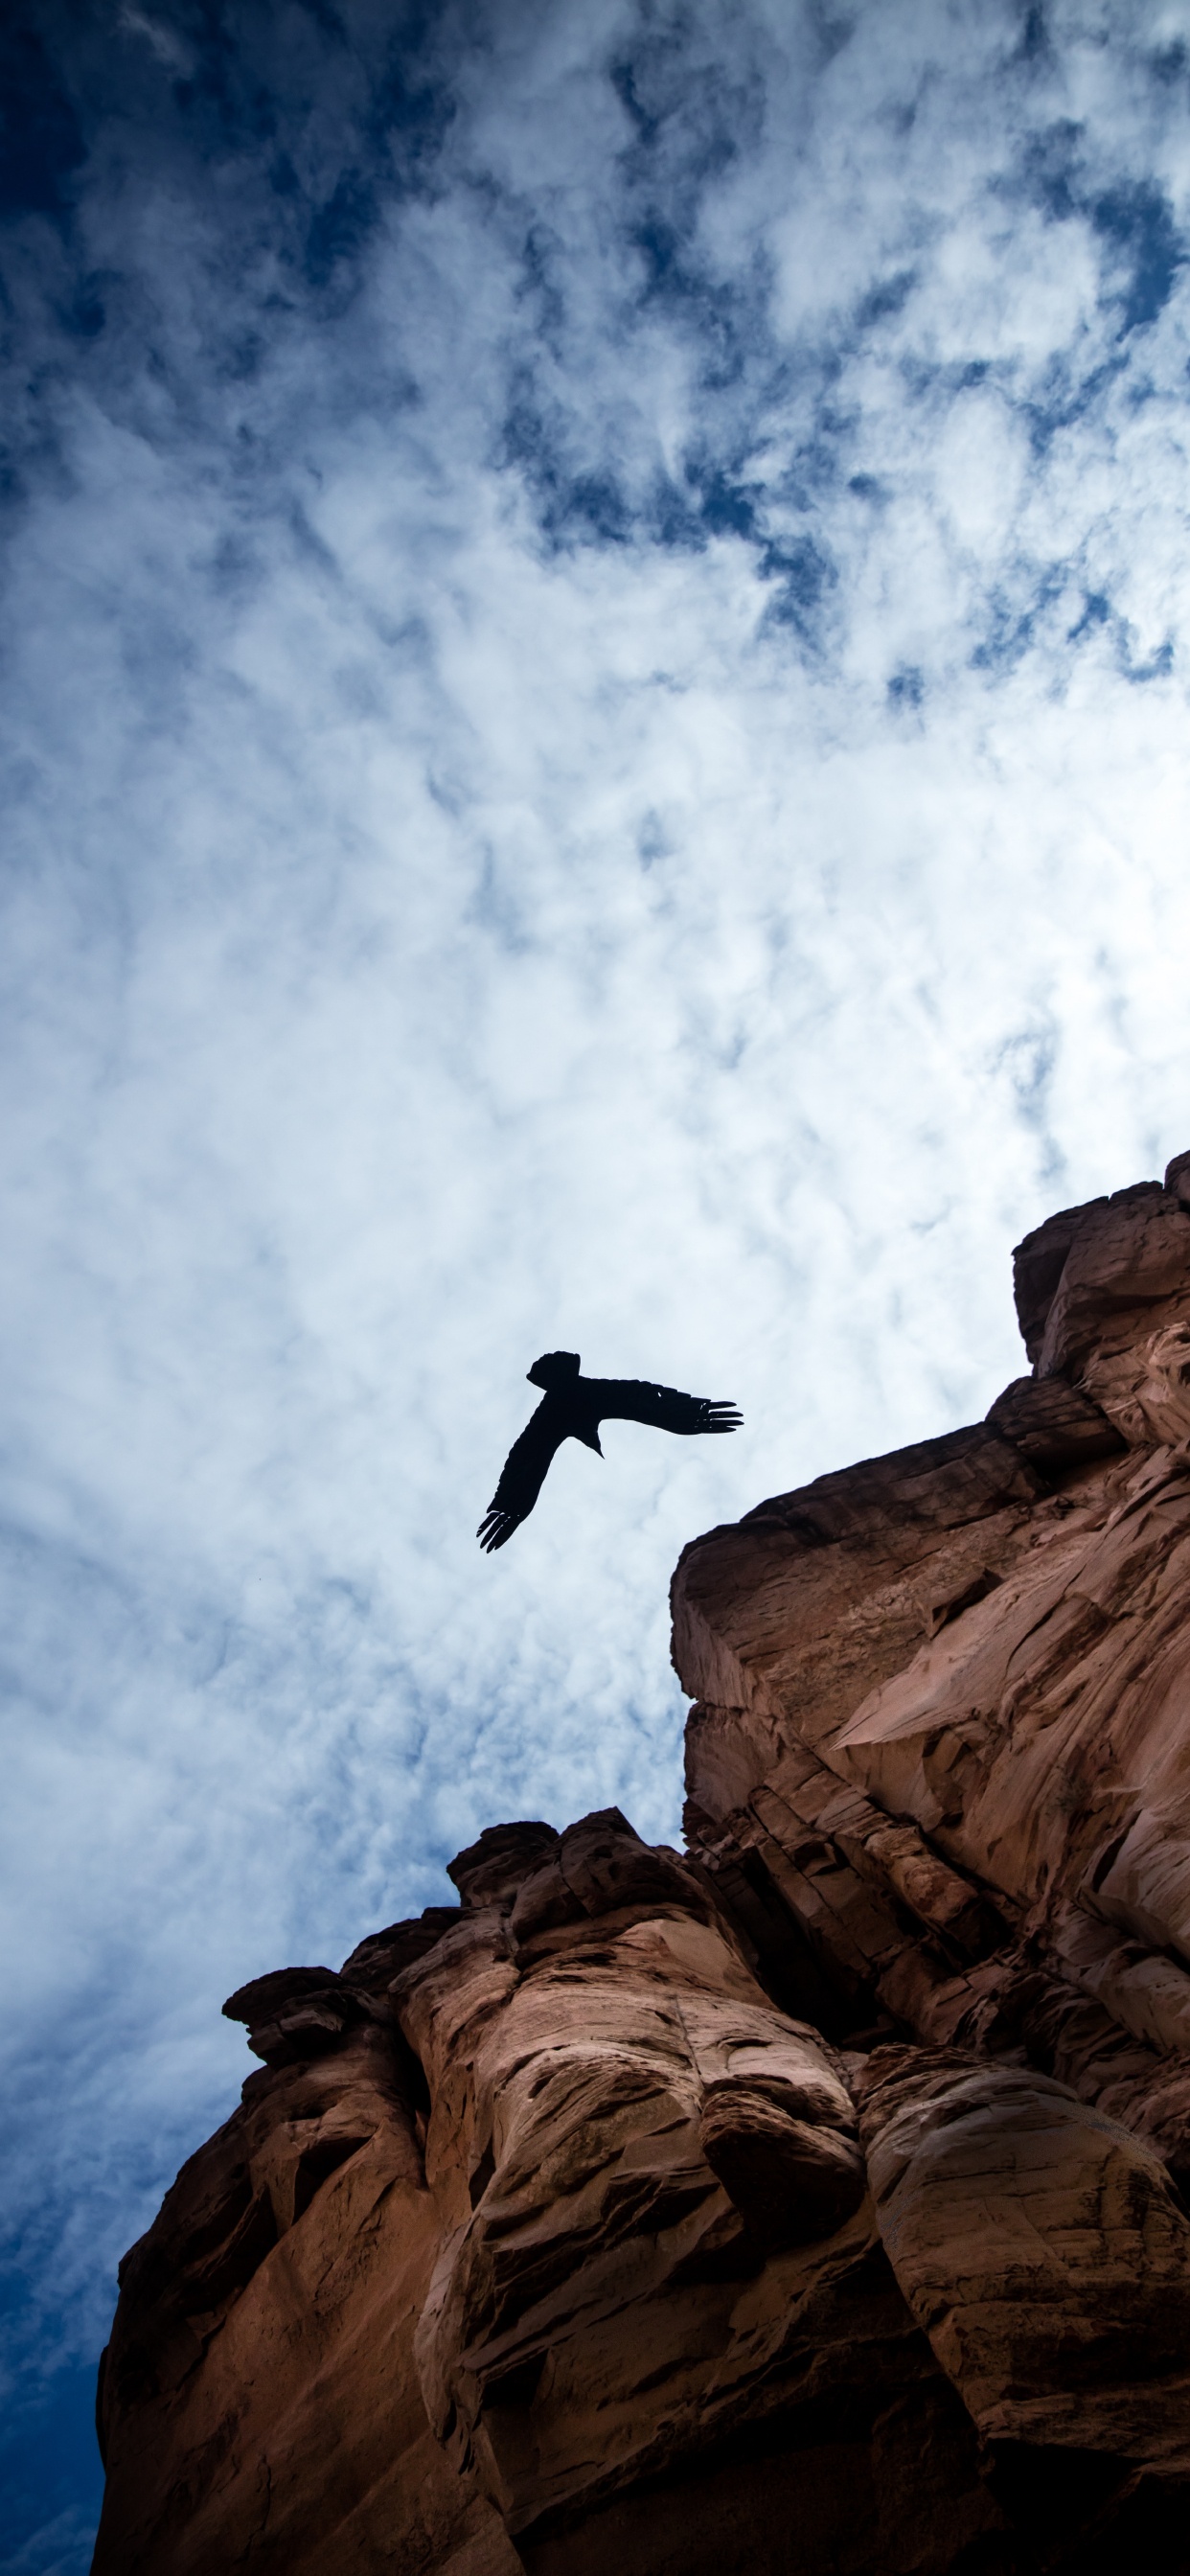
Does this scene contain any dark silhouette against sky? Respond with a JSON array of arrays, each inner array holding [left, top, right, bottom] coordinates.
[[478, 1352, 743, 1551]]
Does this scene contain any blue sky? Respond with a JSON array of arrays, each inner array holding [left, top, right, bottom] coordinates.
[[5, 2, 1190, 2564]]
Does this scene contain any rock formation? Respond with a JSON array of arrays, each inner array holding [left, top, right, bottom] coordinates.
[[93, 1155, 1190, 2573]]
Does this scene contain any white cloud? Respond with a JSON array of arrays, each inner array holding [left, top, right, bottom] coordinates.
[[5, 0, 1190, 2556]]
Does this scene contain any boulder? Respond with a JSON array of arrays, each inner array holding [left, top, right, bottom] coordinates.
[[93, 1148, 1190, 2574]]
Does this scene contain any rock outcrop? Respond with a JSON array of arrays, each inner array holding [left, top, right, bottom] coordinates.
[[93, 1156, 1190, 2573]]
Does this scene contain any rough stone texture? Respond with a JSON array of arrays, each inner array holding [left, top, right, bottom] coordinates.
[[93, 1151, 1190, 2573], [94, 1820, 1007, 2576]]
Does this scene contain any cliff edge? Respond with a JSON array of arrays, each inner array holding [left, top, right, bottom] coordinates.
[[92, 1154, 1190, 2575]]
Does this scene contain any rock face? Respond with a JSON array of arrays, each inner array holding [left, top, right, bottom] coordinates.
[[93, 1158, 1190, 2574]]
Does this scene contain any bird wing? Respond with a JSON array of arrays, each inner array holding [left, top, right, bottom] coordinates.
[[477, 1401, 569, 1552], [590, 1379, 743, 1437]]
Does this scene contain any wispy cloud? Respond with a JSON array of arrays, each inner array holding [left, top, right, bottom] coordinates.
[[5, 0, 1190, 2561]]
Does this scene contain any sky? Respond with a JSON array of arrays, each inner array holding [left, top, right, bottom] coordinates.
[[4, 0, 1190, 2563]]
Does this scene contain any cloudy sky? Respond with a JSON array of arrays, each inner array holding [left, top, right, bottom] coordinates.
[[4, 0, 1190, 2562]]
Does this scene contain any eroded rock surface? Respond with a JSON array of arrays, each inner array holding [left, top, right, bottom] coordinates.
[[93, 1154, 1190, 2573]]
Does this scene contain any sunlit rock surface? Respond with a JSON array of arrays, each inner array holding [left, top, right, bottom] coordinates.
[[93, 1155, 1190, 2573]]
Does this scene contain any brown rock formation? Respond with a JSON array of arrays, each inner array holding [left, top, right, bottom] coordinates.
[[93, 1156, 1190, 2573]]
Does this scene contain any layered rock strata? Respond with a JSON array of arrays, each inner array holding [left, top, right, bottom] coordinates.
[[93, 1155, 1190, 2573]]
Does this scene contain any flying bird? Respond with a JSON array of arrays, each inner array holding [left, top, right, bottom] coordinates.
[[478, 1351, 742, 1552]]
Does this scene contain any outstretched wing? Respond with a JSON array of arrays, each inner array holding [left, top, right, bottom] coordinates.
[[591, 1379, 743, 1437], [477, 1402, 568, 1552]]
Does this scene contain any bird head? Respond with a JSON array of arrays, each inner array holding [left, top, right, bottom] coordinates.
[[527, 1350, 582, 1391]]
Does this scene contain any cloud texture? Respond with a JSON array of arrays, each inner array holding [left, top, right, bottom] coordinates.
[[5, 1, 1190, 2561]]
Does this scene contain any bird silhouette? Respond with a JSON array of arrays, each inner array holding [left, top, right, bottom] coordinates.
[[478, 1351, 743, 1551]]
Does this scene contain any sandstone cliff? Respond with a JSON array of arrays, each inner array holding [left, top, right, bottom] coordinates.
[[92, 1155, 1190, 2574]]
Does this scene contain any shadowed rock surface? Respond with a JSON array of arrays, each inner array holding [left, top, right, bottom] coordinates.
[[93, 1154, 1190, 2573]]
